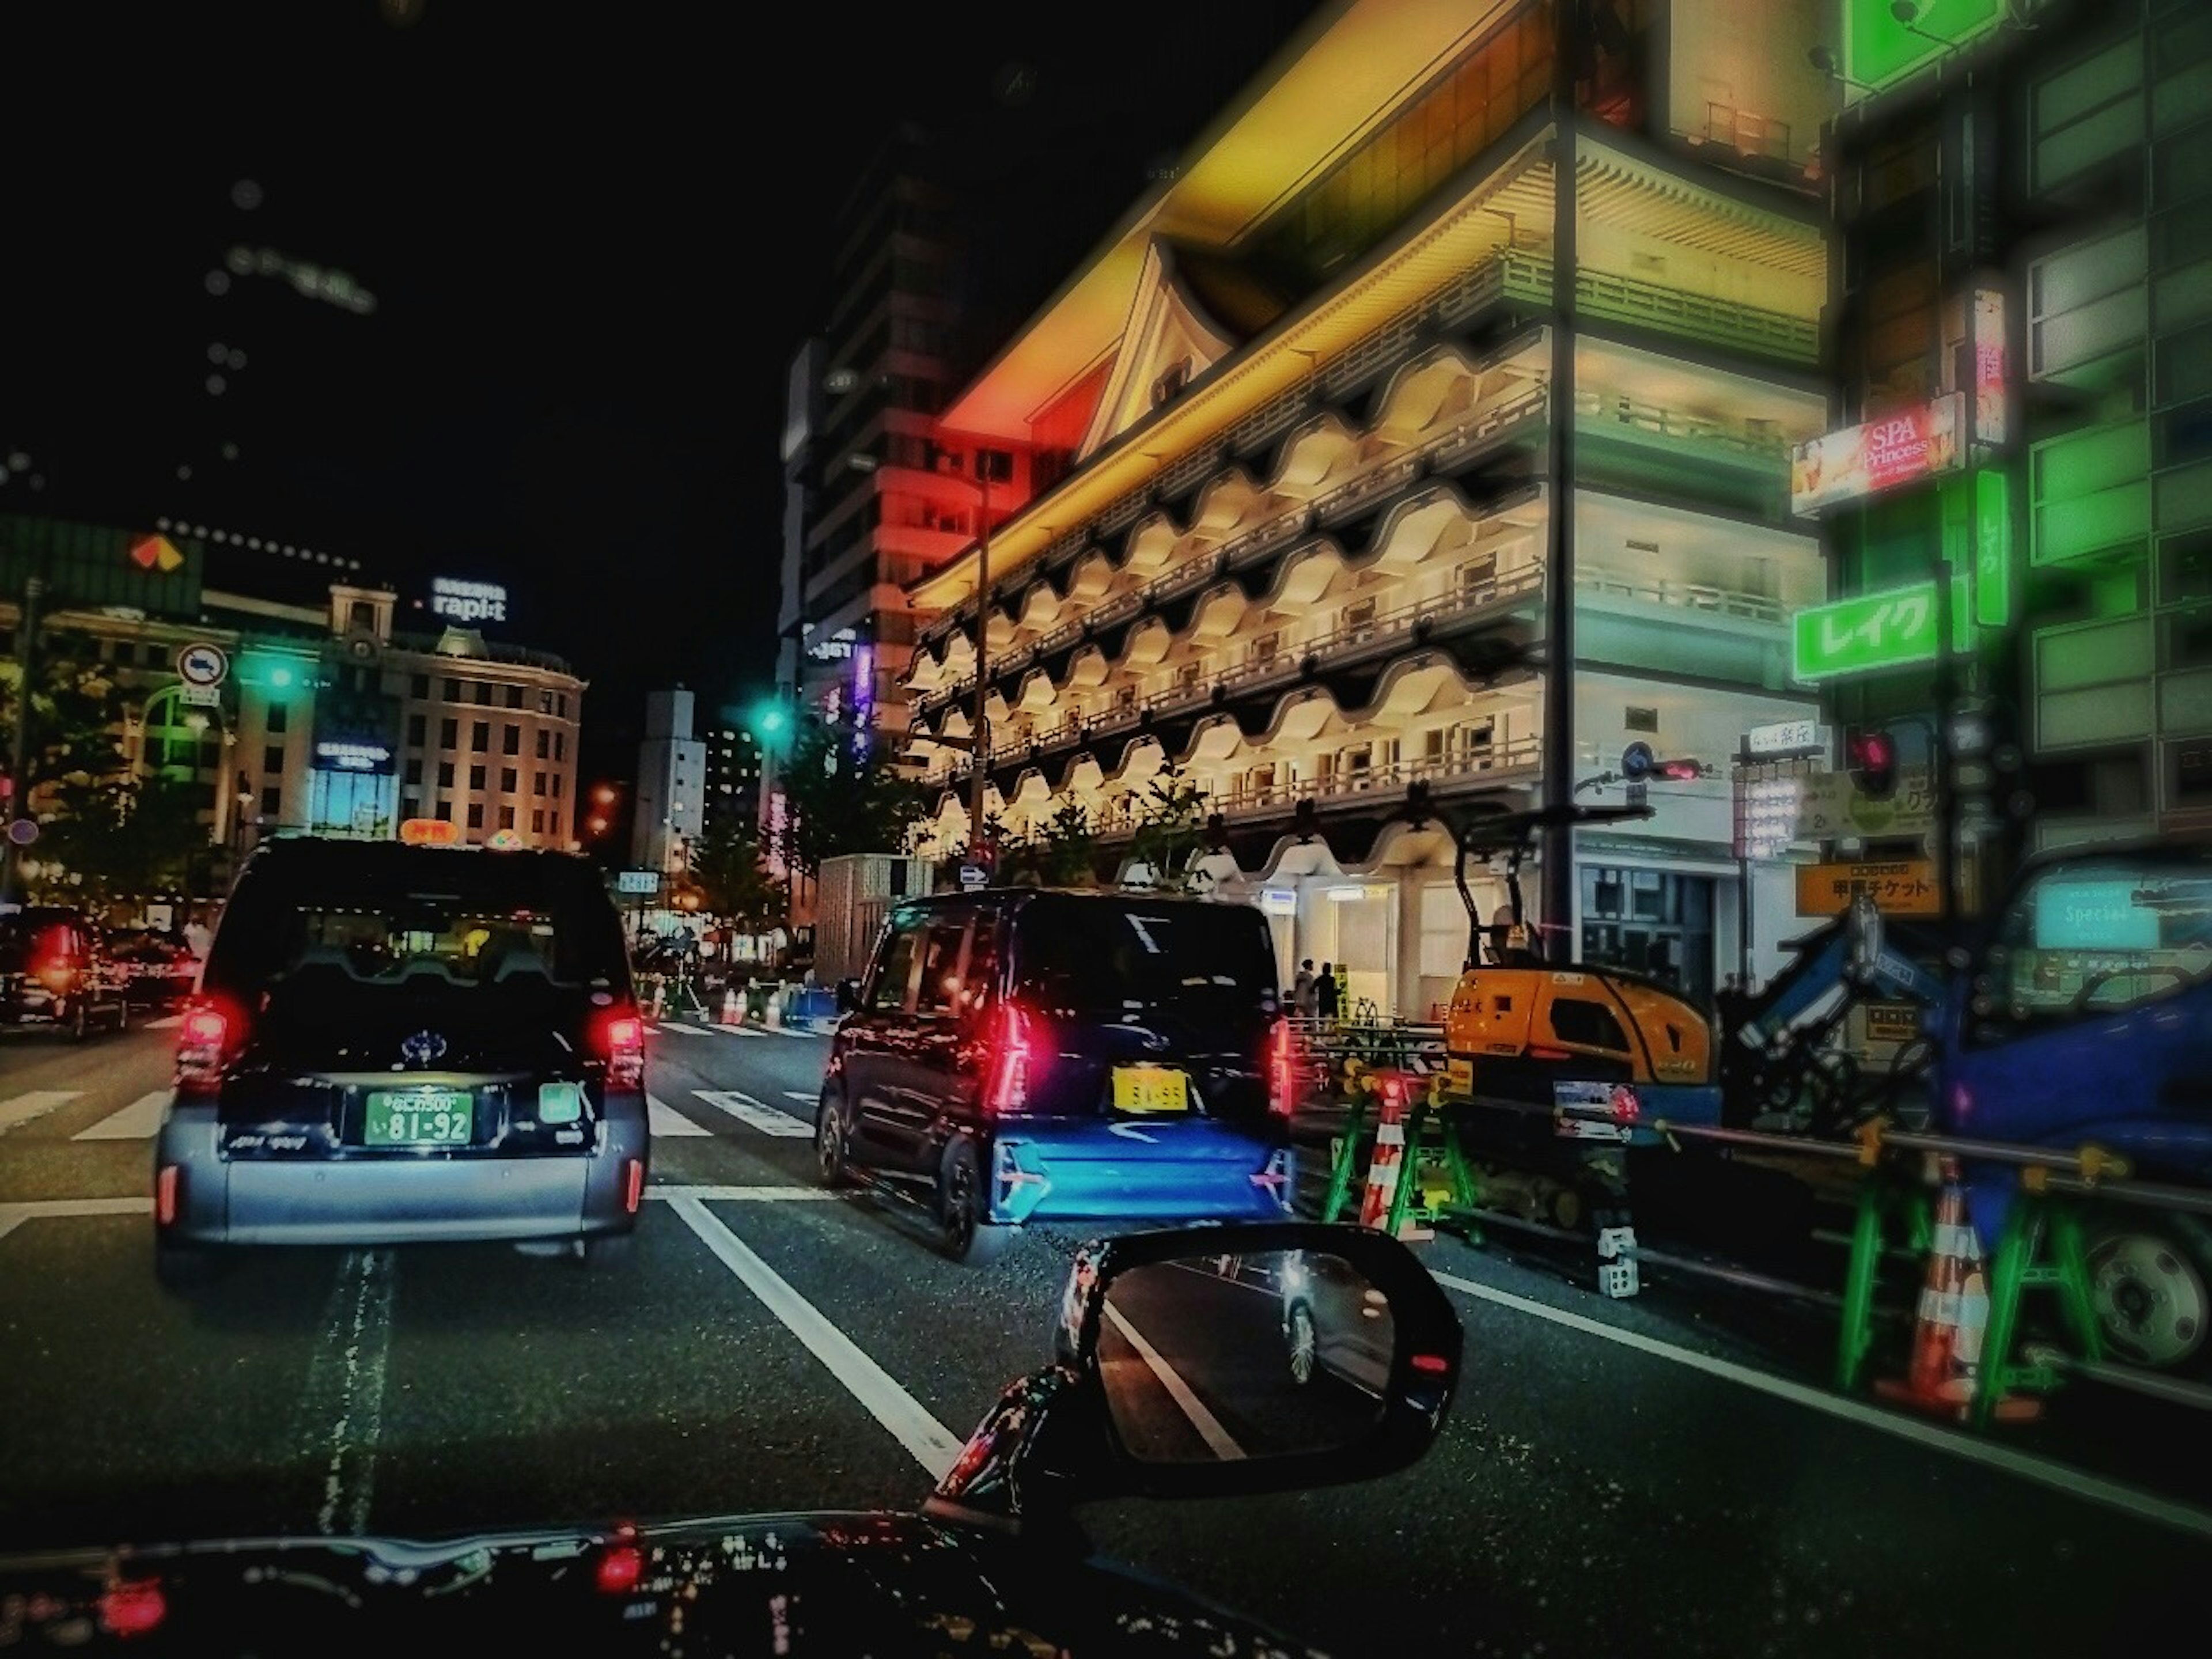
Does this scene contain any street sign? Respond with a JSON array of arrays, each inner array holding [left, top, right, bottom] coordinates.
[[958, 863, 989, 891], [1791, 583, 1940, 681], [176, 641, 230, 688], [1745, 718, 1819, 757], [616, 869, 661, 895], [1791, 767, 1935, 840], [1795, 858, 1940, 918], [5, 819, 38, 848], [179, 683, 221, 708]]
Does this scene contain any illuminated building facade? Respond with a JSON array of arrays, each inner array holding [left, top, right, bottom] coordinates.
[[899, 0, 1842, 1016], [1812, 0, 2210, 902]]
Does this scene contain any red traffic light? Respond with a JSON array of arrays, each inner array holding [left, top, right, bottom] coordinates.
[[1846, 729, 1899, 802]]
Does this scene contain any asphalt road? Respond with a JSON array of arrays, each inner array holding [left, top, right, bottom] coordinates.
[[2, 1012, 2207, 1657]]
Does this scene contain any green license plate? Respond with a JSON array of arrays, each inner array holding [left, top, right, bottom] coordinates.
[[363, 1090, 475, 1146]]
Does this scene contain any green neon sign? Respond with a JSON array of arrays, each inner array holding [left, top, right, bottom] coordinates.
[[1793, 582, 1940, 681], [1974, 468, 2013, 628]]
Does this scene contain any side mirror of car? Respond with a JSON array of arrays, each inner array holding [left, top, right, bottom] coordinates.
[[835, 977, 862, 1014], [927, 1222, 1461, 1529]]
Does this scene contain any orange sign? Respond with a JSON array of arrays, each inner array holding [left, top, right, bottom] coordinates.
[[1794, 858, 1940, 918], [400, 817, 460, 847], [128, 534, 185, 574]]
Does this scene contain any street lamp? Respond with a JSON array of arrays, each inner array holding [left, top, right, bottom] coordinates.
[[848, 447, 995, 857]]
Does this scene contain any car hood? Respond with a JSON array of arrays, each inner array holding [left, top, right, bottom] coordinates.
[[0, 1507, 1327, 1657]]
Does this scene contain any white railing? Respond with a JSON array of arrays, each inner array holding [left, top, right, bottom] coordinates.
[[1574, 565, 1785, 624]]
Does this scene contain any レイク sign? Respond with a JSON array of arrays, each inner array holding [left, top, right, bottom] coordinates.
[[1790, 394, 1964, 517], [430, 577, 508, 625], [1791, 582, 1940, 681]]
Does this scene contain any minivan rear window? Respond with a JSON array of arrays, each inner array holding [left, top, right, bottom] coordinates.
[[1016, 896, 1275, 1012]]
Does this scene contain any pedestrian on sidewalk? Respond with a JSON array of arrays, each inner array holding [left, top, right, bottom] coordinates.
[[1293, 959, 1317, 1018], [1315, 961, 1339, 1025]]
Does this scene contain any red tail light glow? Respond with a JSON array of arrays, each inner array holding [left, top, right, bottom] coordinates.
[[156, 1165, 181, 1228], [597, 1008, 646, 1090], [623, 1157, 645, 1214], [1267, 1017, 1297, 1119], [1409, 1352, 1450, 1375], [98, 1578, 167, 1637], [984, 1002, 1035, 1115], [594, 1541, 644, 1595], [176, 1002, 234, 1092]]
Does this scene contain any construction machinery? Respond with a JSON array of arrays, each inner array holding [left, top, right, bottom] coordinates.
[[1440, 804, 1724, 1135]]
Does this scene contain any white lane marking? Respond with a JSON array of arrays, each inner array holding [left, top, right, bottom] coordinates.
[[706, 1024, 766, 1038], [0, 1092, 84, 1135], [1103, 1301, 1246, 1461], [647, 1185, 844, 1202], [74, 1090, 173, 1141], [641, 1023, 664, 1035], [301, 1249, 397, 1536], [653, 1022, 708, 1037], [784, 1090, 820, 1106], [646, 1095, 711, 1137], [1431, 1271, 2212, 1544], [695, 1089, 812, 1139], [0, 1196, 151, 1244], [667, 1195, 964, 1478], [146, 1014, 183, 1031]]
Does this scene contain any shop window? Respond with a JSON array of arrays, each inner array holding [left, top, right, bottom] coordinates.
[[467, 803, 484, 830], [268, 704, 288, 734]]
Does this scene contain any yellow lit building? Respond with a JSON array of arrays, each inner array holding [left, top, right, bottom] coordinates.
[[897, 0, 1841, 1016]]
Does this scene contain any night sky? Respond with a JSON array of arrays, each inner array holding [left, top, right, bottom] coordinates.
[[2, 0, 1322, 779]]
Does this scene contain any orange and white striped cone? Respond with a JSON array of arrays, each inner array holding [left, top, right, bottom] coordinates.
[[1356, 1089, 1408, 1233], [719, 988, 741, 1026], [1877, 1156, 2038, 1422]]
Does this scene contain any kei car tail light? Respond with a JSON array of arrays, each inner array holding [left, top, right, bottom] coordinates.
[[98, 1577, 167, 1637], [1267, 1016, 1298, 1119], [156, 1164, 182, 1228], [596, 1007, 646, 1090], [176, 1002, 235, 1092], [983, 1001, 1035, 1115]]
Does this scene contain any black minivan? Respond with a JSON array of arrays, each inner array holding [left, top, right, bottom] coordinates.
[[154, 838, 650, 1286], [817, 888, 1298, 1263]]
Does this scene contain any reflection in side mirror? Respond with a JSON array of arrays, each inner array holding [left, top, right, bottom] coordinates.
[[1100, 1249, 1396, 1465], [836, 977, 862, 1014]]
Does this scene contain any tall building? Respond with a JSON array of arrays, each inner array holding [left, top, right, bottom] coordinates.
[[701, 723, 762, 843], [1809, 0, 2207, 906], [898, 0, 1842, 1017], [631, 688, 707, 875]]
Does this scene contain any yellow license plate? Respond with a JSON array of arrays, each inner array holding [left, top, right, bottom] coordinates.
[[1111, 1065, 1190, 1113]]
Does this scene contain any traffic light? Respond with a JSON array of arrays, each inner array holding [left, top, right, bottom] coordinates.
[[1846, 727, 1898, 802], [1620, 743, 1701, 782]]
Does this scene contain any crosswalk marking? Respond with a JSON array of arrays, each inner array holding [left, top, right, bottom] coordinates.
[[146, 1013, 183, 1031], [0, 1092, 82, 1135], [74, 1090, 172, 1140], [704, 1022, 766, 1038], [646, 1094, 711, 1137], [694, 1089, 812, 1138], [652, 1022, 709, 1038]]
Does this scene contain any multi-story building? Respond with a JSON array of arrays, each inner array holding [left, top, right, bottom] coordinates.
[[631, 688, 707, 876], [897, 0, 1842, 1017], [702, 723, 762, 842], [0, 515, 585, 896], [1809, 0, 2207, 904]]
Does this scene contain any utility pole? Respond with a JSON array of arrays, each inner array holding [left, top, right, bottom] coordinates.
[[0, 573, 46, 910], [1537, 2, 1580, 963], [968, 467, 991, 859]]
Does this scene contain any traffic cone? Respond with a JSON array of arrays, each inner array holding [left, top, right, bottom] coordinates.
[[647, 978, 665, 1020], [1357, 1078, 1423, 1237], [764, 987, 782, 1030], [1877, 1156, 2037, 1422], [719, 987, 741, 1026]]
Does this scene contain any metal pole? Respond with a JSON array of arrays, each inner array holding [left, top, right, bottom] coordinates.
[[1538, 24, 1578, 963], [968, 472, 990, 856], [0, 574, 47, 908]]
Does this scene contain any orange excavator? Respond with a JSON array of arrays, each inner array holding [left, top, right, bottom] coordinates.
[[1441, 805, 1722, 1129]]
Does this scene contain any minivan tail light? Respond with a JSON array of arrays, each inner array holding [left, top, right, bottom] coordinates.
[[596, 1008, 646, 1090], [1267, 1016, 1297, 1119], [984, 1002, 1035, 1115], [176, 1002, 234, 1092]]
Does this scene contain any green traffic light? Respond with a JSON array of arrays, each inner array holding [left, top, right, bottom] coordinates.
[[269, 665, 294, 688], [757, 707, 787, 733]]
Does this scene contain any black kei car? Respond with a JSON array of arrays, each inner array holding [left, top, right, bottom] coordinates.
[[819, 888, 1300, 1264], [153, 838, 650, 1288], [0, 1220, 1464, 1656]]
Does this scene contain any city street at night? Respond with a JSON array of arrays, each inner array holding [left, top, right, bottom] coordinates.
[[3, 1017, 2204, 1657]]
